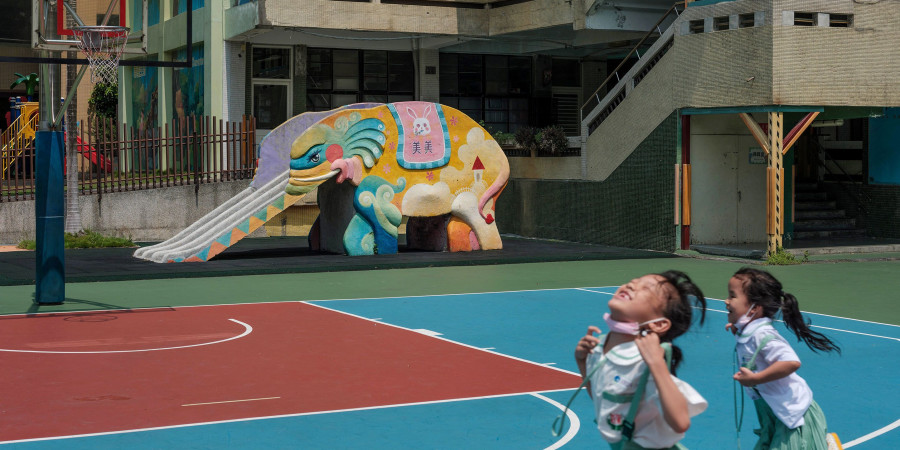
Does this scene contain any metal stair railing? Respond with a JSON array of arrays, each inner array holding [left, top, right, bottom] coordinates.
[[580, 2, 685, 135]]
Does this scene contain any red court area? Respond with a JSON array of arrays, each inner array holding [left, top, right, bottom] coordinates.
[[0, 302, 579, 442]]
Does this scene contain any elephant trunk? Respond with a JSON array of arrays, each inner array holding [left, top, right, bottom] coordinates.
[[477, 156, 510, 225]]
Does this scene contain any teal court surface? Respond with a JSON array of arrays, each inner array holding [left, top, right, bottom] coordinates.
[[0, 251, 898, 449]]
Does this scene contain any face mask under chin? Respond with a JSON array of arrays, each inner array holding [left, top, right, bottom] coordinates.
[[603, 313, 667, 336]]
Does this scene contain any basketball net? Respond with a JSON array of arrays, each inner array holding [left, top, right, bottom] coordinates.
[[72, 26, 130, 86]]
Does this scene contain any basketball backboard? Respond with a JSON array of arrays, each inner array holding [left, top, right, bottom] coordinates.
[[1, 0, 191, 69], [32, 0, 146, 54]]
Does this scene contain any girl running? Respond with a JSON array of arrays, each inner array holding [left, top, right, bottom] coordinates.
[[726, 267, 841, 450]]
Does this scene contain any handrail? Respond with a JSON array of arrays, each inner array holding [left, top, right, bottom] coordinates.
[[1, 112, 40, 176], [810, 138, 870, 215], [580, 2, 685, 118]]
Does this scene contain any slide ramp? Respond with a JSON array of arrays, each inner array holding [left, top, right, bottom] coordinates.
[[134, 172, 309, 262], [73, 135, 113, 172], [134, 104, 378, 262]]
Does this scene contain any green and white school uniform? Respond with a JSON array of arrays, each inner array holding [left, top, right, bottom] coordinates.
[[736, 318, 829, 450], [585, 335, 707, 449]]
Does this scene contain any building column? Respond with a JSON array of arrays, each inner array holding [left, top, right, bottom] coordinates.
[[418, 48, 440, 102], [767, 111, 784, 254]]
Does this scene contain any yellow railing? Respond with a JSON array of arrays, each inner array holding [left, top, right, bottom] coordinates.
[[1, 103, 40, 176]]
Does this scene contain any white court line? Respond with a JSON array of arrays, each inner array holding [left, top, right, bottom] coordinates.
[[704, 297, 900, 330], [703, 307, 900, 342], [305, 302, 582, 378], [183, 397, 280, 407], [531, 393, 580, 450], [0, 319, 252, 354], [575, 288, 616, 295], [0, 387, 579, 445], [0, 286, 620, 320], [844, 418, 900, 448]]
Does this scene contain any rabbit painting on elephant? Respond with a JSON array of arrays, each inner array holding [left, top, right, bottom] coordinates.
[[286, 102, 510, 256]]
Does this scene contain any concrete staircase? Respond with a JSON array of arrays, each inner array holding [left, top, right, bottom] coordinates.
[[793, 182, 865, 239]]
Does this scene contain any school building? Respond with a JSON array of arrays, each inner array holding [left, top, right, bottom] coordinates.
[[119, 0, 900, 254]]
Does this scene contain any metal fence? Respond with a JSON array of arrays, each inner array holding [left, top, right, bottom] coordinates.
[[1, 115, 257, 202]]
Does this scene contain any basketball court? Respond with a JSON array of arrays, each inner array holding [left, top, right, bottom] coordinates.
[[0, 256, 898, 449]]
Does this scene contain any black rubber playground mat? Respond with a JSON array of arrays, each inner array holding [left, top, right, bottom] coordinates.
[[0, 236, 674, 286]]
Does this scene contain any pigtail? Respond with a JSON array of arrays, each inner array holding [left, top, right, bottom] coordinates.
[[780, 292, 842, 354], [735, 267, 842, 355], [656, 270, 707, 374]]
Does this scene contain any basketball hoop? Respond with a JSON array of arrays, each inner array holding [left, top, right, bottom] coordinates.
[[71, 25, 130, 86]]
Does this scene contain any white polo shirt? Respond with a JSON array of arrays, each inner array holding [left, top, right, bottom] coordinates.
[[585, 336, 708, 448], [735, 318, 812, 429]]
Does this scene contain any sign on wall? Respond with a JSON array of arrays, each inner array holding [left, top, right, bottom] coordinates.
[[749, 147, 767, 164]]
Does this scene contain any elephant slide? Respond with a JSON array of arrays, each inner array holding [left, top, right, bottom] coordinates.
[[287, 101, 510, 256], [133, 104, 377, 263], [134, 102, 509, 262]]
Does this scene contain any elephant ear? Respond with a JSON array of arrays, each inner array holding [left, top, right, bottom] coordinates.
[[340, 118, 386, 168]]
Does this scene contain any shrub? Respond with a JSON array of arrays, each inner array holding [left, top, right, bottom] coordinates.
[[514, 127, 537, 151], [765, 246, 809, 265], [538, 125, 568, 155], [18, 230, 135, 250]]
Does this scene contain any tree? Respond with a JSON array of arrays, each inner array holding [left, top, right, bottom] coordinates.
[[88, 82, 118, 141], [9, 72, 39, 100]]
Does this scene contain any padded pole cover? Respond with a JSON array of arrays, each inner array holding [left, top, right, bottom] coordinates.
[[34, 130, 66, 304]]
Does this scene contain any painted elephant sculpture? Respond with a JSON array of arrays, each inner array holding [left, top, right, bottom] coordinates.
[[286, 102, 510, 255]]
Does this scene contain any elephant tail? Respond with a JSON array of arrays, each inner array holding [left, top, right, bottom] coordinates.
[[477, 157, 510, 225]]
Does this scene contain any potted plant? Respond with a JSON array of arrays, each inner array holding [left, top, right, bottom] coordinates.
[[538, 125, 568, 155], [495, 131, 516, 147], [10, 72, 40, 101], [514, 126, 538, 156]]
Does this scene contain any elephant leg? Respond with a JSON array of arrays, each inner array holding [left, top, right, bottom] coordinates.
[[317, 178, 357, 254], [450, 192, 502, 251], [343, 214, 376, 256], [308, 216, 321, 251], [406, 215, 450, 251], [447, 217, 473, 252], [352, 177, 403, 255]]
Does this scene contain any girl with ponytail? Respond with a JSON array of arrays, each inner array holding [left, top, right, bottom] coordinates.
[[725, 267, 841, 450], [570, 271, 708, 449]]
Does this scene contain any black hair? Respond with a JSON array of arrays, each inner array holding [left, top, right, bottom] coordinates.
[[733, 267, 841, 354], [655, 270, 707, 375]]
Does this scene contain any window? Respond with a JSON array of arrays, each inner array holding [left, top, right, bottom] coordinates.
[[252, 47, 290, 80], [439, 54, 534, 133], [793, 12, 815, 26], [306, 48, 415, 112], [689, 19, 705, 34], [829, 14, 852, 28], [714, 16, 730, 31], [0, 0, 30, 44], [252, 46, 292, 130], [739, 13, 755, 28], [253, 85, 289, 129]]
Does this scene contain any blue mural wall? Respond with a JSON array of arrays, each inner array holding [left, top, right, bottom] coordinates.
[[172, 45, 205, 120], [176, 0, 205, 15], [131, 65, 159, 130], [132, 0, 161, 31], [868, 107, 900, 185]]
